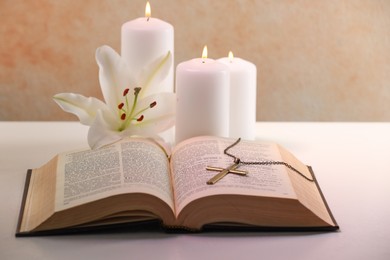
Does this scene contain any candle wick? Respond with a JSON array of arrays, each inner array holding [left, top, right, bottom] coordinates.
[[147, 17, 150, 22]]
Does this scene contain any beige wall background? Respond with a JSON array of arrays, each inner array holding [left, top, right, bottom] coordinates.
[[1, 0, 390, 121]]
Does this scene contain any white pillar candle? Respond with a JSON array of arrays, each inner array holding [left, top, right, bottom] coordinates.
[[175, 46, 230, 143], [218, 52, 257, 140], [121, 2, 174, 93]]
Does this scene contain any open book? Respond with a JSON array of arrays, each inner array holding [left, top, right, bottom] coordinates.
[[16, 136, 338, 236]]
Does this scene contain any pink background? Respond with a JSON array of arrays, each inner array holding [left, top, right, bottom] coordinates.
[[1, 0, 390, 121]]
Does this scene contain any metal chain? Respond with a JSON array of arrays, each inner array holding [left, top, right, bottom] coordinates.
[[224, 138, 314, 182]]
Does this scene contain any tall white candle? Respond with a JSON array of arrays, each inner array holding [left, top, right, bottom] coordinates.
[[175, 46, 230, 143], [218, 52, 257, 140], [121, 2, 174, 93]]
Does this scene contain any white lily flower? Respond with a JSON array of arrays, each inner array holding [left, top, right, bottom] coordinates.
[[54, 45, 175, 149]]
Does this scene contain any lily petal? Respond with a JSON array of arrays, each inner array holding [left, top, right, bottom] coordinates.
[[55, 45, 176, 150], [96, 45, 137, 111], [139, 51, 172, 98], [53, 93, 107, 125], [129, 93, 176, 135], [131, 114, 175, 137], [88, 109, 124, 149]]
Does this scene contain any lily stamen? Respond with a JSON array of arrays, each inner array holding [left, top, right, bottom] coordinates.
[[133, 101, 157, 119], [128, 87, 142, 121], [136, 115, 144, 122], [118, 87, 158, 129], [119, 87, 149, 129]]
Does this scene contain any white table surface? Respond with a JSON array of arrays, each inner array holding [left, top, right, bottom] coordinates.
[[1, 122, 389, 260]]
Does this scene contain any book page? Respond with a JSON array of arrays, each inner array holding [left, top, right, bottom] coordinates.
[[55, 138, 174, 212], [171, 136, 296, 215], [278, 146, 336, 225]]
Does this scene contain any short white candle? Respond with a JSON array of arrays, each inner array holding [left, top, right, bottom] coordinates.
[[121, 2, 174, 93], [175, 46, 230, 143], [218, 51, 257, 140]]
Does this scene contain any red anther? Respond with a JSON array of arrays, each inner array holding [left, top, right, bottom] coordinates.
[[150, 101, 157, 108], [118, 103, 124, 109], [137, 115, 144, 122], [121, 113, 126, 120], [123, 88, 130, 96]]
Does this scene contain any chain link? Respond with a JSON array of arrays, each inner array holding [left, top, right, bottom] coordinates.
[[224, 138, 314, 182]]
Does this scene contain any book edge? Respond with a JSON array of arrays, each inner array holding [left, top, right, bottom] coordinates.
[[15, 166, 339, 237], [15, 219, 164, 237], [308, 166, 339, 229], [15, 169, 33, 237], [15, 219, 339, 237]]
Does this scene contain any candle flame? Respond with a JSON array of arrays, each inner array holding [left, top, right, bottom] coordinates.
[[228, 51, 234, 62], [145, 2, 151, 19], [202, 45, 208, 61]]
